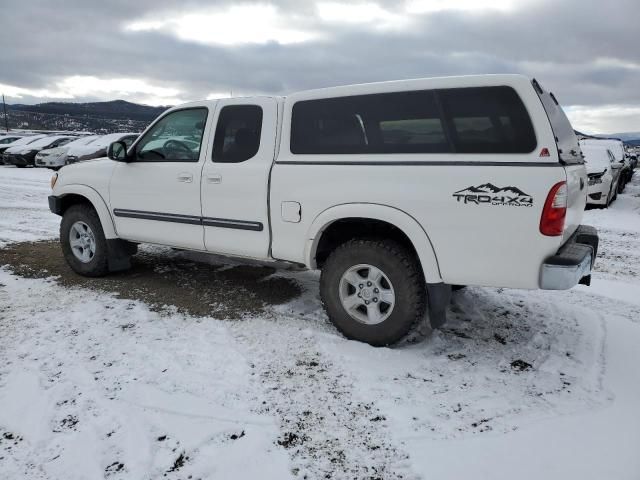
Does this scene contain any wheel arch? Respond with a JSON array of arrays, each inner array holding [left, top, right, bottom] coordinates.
[[305, 203, 442, 283], [54, 185, 117, 239]]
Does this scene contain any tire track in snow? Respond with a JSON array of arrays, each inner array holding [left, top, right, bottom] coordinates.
[[230, 312, 419, 480]]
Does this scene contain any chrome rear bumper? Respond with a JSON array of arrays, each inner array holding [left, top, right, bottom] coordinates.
[[540, 225, 599, 290]]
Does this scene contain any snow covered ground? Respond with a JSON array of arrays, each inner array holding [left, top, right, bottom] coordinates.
[[1, 165, 639, 479]]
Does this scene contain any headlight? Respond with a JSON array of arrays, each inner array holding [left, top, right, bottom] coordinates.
[[588, 177, 602, 186], [587, 172, 604, 186], [50, 173, 58, 189]]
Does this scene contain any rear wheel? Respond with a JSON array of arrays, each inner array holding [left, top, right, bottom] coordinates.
[[60, 204, 110, 277], [320, 239, 426, 346]]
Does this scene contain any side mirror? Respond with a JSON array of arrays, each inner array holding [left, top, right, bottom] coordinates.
[[107, 141, 129, 162]]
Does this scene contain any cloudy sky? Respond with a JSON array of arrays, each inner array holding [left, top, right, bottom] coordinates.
[[2, 0, 639, 133]]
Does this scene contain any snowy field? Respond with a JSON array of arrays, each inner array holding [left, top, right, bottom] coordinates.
[[1, 165, 639, 480]]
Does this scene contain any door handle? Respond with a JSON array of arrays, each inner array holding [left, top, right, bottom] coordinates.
[[177, 173, 193, 183], [207, 174, 222, 184]]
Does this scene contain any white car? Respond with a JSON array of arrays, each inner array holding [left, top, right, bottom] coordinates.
[[580, 142, 621, 207], [580, 138, 630, 191], [35, 135, 99, 170], [49, 74, 598, 346], [65, 133, 138, 165]]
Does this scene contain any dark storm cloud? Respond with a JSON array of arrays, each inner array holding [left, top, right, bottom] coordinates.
[[2, 0, 639, 131]]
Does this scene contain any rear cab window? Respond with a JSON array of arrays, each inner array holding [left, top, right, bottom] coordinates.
[[290, 86, 537, 155], [532, 79, 582, 164], [438, 86, 537, 154], [291, 90, 449, 154]]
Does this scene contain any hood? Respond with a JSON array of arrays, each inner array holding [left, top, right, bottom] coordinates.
[[37, 146, 67, 157], [67, 144, 107, 157], [55, 158, 117, 197], [59, 157, 115, 175], [5, 145, 35, 154], [585, 163, 608, 175]]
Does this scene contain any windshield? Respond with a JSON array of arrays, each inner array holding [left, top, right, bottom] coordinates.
[[88, 133, 137, 149], [27, 136, 71, 149], [6, 135, 46, 147], [63, 136, 99, 148], [581, 146, 610, 171]]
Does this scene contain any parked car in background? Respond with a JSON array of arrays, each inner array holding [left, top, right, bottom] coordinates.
[[35, 135, 99, 170], [580, 142, 620, 207], [0, 134, 27, 146], [65, 133, 138, 164], [0, 134, 47, 164], [623, 148, 637, 171], [4, 135, 75, 168], [581, 138, 629, 192]]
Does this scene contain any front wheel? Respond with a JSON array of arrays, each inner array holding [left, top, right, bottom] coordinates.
[[320, 239, 426, 346], [60, 204, 110, 277]]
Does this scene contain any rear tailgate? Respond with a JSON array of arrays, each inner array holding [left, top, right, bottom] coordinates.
[[533, 80, 587, 242]]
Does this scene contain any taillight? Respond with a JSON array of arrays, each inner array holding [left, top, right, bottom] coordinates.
[[540, 181, 567, 236]]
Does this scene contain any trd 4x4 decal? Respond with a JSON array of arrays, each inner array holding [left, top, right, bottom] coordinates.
[[453, 183, 533, 207]]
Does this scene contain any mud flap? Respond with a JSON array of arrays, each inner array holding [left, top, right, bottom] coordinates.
[[426, 282, 452, 329], [106, 239, 138, 272]]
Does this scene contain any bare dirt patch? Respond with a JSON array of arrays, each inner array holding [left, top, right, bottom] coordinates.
[[0, 240, 301, 319]]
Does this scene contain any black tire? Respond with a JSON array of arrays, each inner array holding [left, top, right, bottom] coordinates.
[[15, 164, 26, 168], [60, 204, 110, 277], [320, 239, 426, 346]]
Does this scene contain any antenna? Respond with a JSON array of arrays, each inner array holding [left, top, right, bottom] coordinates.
[[1, 94, 8, 132]]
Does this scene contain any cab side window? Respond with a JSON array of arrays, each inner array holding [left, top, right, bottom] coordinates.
[[135, 108, 208, 162], [212, 105, 263, 163]]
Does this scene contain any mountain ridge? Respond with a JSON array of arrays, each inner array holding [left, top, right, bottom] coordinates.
[[7, 100, 169, 122]]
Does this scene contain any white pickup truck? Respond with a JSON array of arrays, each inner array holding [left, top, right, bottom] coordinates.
[[49, 74, 598, 346]]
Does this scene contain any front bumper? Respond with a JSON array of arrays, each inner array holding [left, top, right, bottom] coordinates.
[[7, 154, 30, 166], [36, 156, 64, 167], [540, 225, 598, 290], [48, 195, 63, 216]]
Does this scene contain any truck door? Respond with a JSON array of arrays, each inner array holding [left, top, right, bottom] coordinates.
[[200, 98, 278, 259], [109, 105, 212, 249]]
